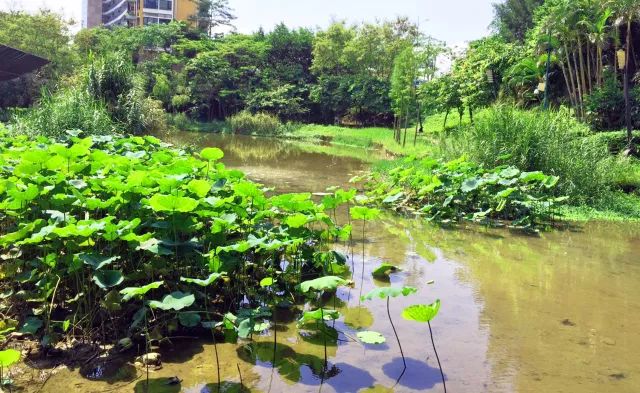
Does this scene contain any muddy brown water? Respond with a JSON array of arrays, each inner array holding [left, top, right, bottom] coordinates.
[[23, 133, 640, 392]]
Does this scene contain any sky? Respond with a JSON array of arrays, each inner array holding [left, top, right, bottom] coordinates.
[[0, 0, 495, 46]]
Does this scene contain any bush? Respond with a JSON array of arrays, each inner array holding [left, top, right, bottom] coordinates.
[[441, 105, 618, 203], [11, 53, 167, 137], [0, 133, 343, 343], [364, 156, 566, 229], [228, 111, 282, 135], [13, 88, 117, 137], [584, 71, 640, 131]]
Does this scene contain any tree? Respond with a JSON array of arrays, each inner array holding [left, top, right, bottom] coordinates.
[[492, 0, 545, 42], [0, 10, 77, 108], [612, 0, 640, 151], [390, 47, 419, 146], [192, 0, 236, 36]]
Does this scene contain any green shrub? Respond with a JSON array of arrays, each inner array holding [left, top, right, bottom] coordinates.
[[13, 88, 117, 137], [228, 110, 282, 135], [364, 156, 565, 229], [440, 105, 617, 203], [584, 71, 640, 131], [0, 132, 347, 343]]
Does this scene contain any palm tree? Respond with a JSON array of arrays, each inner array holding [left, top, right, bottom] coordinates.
[[613, 0, 640, 151]]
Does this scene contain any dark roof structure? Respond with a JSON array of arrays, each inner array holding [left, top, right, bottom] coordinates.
[[0, 44, 50, 81]]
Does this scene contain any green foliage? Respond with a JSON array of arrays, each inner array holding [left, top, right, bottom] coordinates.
[[441, 106, 616, 204], [0, 11, 77, 109], [297, 276, 348, 293], [361, 286, 417, 301], [181, 273, 222, 287], [390, 47, 418, 119], [12, 88, 116, 138], [584, 71, 640, 130], [371, 263, 399, 279], [148, 291, 195, 311], [402, 300, 441, 323], [228, 111, 282, 135], [350, 206, 381, 221], [492, 0, 545, 42], [0, 133, 347, 342], [298, 308, 340, 325], [365, 152, 567, 228], [0, 349, 20, 368]]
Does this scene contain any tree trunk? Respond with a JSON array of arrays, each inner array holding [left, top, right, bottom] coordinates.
[[443, 109, 450, 130], [577, 36, 589, 97], [564, 43, 579, 115], [469, 106, 474, 125], [597, 45, 604, 87], [402, 114, 408, 148], [572, 50, 584, 119], [624, 20, 633, 151], [586, 40, 592, 93], [560, 61, 576, 110]]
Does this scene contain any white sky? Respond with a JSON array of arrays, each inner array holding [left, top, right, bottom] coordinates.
[[1, 0, 495, 46]]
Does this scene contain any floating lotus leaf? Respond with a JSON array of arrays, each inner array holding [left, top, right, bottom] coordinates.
[[371, 263, 399, 278], [356, 331, 386, 345]]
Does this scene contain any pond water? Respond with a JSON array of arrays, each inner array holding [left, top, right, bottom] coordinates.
[[28, 133, 640, 392]]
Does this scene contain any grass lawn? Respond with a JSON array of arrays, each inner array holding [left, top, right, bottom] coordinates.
[[284, 124, 438, 157]]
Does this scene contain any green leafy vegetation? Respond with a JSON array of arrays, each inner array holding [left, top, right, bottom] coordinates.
[[362, 155, 566, 229], [0, 131, 353, 347]]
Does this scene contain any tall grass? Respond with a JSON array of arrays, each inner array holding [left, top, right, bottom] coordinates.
[[12, 52, 168, 137], [229, 111, 282, 135], [440, 105, 620, 204], [13, 88, 117, 137]]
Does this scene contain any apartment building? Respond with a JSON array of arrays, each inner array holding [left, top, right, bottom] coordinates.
[[82, 0, 198, 29]]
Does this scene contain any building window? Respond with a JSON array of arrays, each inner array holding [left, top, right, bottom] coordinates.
[[144, 0, 172, 12], [159, 18, 171, 24], [144, 16, 158, 25], [159, 0, 172, 11]]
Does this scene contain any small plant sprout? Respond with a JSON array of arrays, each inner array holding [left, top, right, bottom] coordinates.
[[361, 286, 417, 377], [402, 299, 446, 392]]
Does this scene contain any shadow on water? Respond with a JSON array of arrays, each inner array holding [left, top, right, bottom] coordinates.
[[382, 357, 445, 390]]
